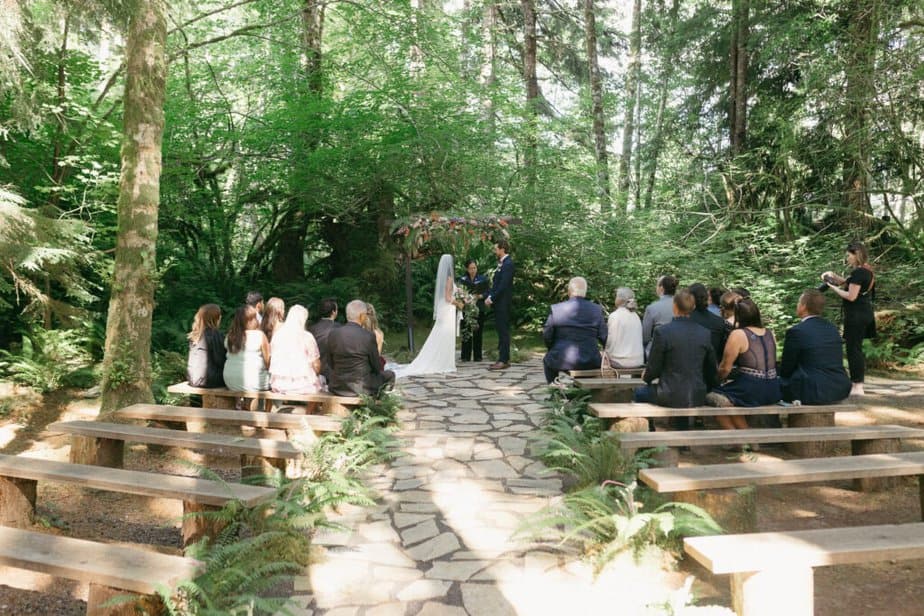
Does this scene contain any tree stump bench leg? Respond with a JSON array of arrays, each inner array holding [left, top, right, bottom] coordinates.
[[182, 501, 226, 547], [201, 393, 235, 410], [0, 476, 37, 527], [70, 436, 124, 468], [852, 438, 901, 491], [675, 486, 757, 533], [785, 413, 835, 457], [591, 389, 634, 404], [732, 566, 814, 616], [240, 455, 286, 484], [322, 400, 349, 417], [87, 583, 164, 616]]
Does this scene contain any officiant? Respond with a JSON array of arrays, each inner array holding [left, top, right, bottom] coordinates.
[[458, 258, 488, 362]]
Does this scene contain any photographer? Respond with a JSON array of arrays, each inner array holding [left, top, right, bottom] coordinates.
[[822, 241, 875, 396]]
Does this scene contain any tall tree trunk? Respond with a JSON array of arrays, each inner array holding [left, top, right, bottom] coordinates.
[[97, 0, 167, 418], [583, 0, 610, 210], [617, 0, 642, 211], [522, 0, 538, 204], [842, 0, 880, 229], [480, 0, 497, 135], [270, 0, 325, 281], [643, 0, 680, 210], [729, 0, 749, 155]]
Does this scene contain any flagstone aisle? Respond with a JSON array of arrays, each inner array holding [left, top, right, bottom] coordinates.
[[287, 359, 685, 616]]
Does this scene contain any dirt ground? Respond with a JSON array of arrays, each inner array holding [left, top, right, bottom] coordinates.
[[0, 376, 923, 615]]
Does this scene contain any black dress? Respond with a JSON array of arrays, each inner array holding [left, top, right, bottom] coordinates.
[[842, 266, 875, 383], [713, 328, 781, 406], [187, 328, 227, 387]]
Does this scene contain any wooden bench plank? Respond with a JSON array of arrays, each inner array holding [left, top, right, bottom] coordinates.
[[0, 454, 276, 507], [48, 421, 301, 460], [167, 381, 360, 405], [639, 451, 924, 493], [590, 402, 856, 419], [0, 526, 203, 595], [568, 367, 645, 378], [684, 522, 924, 575], [573, 377, 645, 390], [116, 403, 343, 432], [618, 425, 924, 449]]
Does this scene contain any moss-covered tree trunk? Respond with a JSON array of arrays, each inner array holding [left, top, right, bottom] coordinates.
[[97, 0, 166, 419], [584, 0, 610, 211]]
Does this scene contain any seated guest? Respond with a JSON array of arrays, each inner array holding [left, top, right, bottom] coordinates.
[[245, 291, 264, 323], [186, 303, 226, 388], [779, 289, 852, 404], [542, 277, 608, 383], [689, 283, 727, 362], [719, 290, 742, 328], [326, 300, 395, 397], [635, 289, 718, 429], [270, 304, 323, 394], [363, 303, 387, 371], [642, 274, 678, 359], [706, 298, 782, 429], [261, 297, 286, 342], [708, 287, 725, 316], [604, 287, 644, 369], [731, 286, 751, 299], [223, 305, 270, 391], [309, 298, 341, 381]]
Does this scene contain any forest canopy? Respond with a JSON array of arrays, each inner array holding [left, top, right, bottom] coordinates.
[[1, 0, 922, 397]]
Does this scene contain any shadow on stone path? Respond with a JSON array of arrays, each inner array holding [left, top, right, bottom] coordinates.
[[288, 358, 684, 616]]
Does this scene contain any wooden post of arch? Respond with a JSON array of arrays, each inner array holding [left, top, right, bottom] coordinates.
[[405, 253, 415, 353]]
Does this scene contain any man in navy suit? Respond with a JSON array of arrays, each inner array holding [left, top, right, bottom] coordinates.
[[779, 289, 852, 404], [485, 238, 514, 370], [542, 277, 608, 383]]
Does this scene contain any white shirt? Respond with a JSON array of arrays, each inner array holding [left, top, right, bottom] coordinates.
[[605, 307, 645, 368]]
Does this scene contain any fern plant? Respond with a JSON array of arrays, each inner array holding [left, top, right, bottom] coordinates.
[[0, 325, 95, 392], [520, 481, 722, 571]]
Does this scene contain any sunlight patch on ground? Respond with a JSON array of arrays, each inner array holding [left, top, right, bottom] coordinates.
[[0, 422, 22, 448]]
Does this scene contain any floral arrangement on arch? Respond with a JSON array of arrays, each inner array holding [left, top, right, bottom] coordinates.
[[391, 213, 514, 259]]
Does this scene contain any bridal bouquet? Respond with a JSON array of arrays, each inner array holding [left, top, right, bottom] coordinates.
[[453, 288, 480, 341]]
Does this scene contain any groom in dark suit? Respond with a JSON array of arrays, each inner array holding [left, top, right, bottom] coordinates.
[[779, 289, 852, 404], [485, 238, 514, 370]]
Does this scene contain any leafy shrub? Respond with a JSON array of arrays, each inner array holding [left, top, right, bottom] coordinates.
[[521, 481, 722, 570], [0, 326, 94, 392]]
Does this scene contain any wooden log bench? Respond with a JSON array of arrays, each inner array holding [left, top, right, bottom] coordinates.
[[684, 522, 924, 616], [617, 425, 923, 467], [116, 403, 343, 443], [167, 381, 362, 417], [0, 453, 276, 546], [572, 377, 646, 403], [639, 451, 924, 532], [590, 402, 858, 456], [568, 367, 645, 378], [48, 420, 301, 482], [0, 525, 203, 615]]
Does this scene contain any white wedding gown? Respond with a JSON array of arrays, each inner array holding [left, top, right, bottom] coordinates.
[[392, 297, 457, 378]]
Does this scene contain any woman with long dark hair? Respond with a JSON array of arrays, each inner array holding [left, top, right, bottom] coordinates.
[[223, 305, 270, 391], [823, 241, 875, 396], [186, 304, 226, 387]]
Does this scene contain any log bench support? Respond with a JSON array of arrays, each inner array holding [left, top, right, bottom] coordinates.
[[731, 567, 814, 616], [674, 485, 757, 533], [785, 412, 835, 457], [182, 501, 227, 547], [70, 435, 123, 468], [0, 476, 36, 527], [851, 438, 901, 491], [87, 583, 165, 616]]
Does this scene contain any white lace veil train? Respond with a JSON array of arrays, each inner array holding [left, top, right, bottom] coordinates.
[[433, 254, 454, 320]]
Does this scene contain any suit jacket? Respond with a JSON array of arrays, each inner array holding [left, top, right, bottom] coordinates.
[[308, 318, 342, 379], [690, 308, 727, 362], [779, 316, 851, 405], [643, 317, 718, 408], [542, 297, 607, 371], [487, 255, 514, 310], [642, 295, 674, 352], [326, 322, 390, 396]]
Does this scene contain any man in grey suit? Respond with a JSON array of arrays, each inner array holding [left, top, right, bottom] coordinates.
[[642, 275, 678, 359], [326, 300, 395, 397]]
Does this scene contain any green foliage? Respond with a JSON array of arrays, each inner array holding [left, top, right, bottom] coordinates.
[[0, 325, 95, 392], [521, 481, 722, 570]]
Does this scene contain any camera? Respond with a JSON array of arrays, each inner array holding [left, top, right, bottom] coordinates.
[[817, 273, 838, 292]]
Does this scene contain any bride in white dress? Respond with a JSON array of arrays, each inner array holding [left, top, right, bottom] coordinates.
[[392, 254, 458, 378]]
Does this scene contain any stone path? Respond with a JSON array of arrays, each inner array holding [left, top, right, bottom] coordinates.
[[287, 358, 685, 615]]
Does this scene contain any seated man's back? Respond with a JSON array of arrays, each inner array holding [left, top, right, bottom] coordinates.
[[542, 278, 607, 382], [326, 301, 394, 397]]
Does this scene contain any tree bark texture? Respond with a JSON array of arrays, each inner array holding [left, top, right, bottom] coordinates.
[[521, 0, 538, 202], [643, 0, 680, 210], [583, 0, 610, 210], [729, 0, 749, 155], [98, 0, 166, 418], [617, 0, 642, 211], [480, 0, 497, 134], [842, 0, 880, 229]]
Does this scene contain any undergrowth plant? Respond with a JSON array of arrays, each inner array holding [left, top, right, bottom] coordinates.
[[0, 325, 95, 392], [157, 394, 402, 614]]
